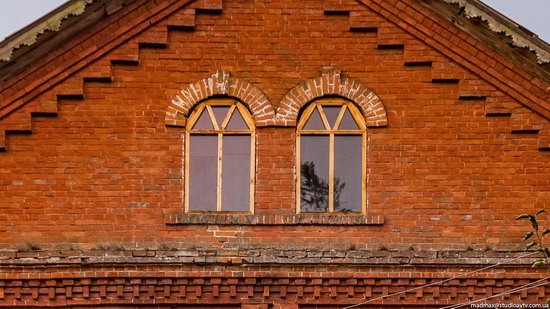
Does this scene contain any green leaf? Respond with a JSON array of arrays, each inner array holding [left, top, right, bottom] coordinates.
[[526, 241, 537, 250], [516, 214, 531, 220], [532, 260, 546, 268], [543, 229, 550, 236], [545, 248, 550, 257], [547, 298, 550, 306], [524, 231, 534, 241], [537, 209, 546, 216]]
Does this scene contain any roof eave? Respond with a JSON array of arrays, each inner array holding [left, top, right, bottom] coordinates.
[[441, 0, 550, 64], [0, 0, 97, 62]]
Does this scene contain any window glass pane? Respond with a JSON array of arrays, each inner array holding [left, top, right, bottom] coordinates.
[[323, 106, 342, 129], [193, 109, 214, 130], [222, 136, 250, 211], [212, 106, 230, 128], [189, 135, 218, 211], [300, 135, 329, 212], [303, 108, 325, 130], [334, 135, 362, 212], [338, 108, 360, 130], [226, 109, 249, 130]]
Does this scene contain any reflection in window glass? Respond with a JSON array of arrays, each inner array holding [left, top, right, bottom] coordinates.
[[297, 100, 365, 213], [222, 136, 250, 211], [338, 108, 360, 130], [300, 135, 329, 212], [323, 106, 341, 129], [334, 136, 362, 212], [212, 106, 230, 127], [187, 100, 255, 213], [189, 135, 218, 211], [303, 108, 326, 130], [194, 110, 215, 130], [226, 109, 248, 130]]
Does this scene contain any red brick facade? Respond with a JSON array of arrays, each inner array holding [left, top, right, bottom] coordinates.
[[0, 0, 549, 307]]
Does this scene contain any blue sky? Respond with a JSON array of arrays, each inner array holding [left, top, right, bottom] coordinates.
[[0, 0, 548, 43]]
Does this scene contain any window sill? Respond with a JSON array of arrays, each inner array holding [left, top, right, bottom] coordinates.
[[165, 212, 384, 226]]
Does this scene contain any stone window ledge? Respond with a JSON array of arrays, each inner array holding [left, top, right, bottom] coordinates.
[[165, 213, 384, 226]]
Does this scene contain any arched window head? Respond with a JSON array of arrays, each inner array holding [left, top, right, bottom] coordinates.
[[297, 98, 366, 213], [185, 99, 255, 213]]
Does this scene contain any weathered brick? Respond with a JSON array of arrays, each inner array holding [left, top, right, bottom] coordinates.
[[0, 0, 549, 307]]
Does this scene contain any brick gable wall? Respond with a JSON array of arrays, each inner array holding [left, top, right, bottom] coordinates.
[[0, 0, 549, 307]]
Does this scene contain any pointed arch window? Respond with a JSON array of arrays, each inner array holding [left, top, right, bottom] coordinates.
[[185, 99, 255, 213], [297, 98, 366, 213]]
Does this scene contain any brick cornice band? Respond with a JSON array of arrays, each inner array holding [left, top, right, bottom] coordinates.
[[165, 70, 276, 127], [165, 70, 388, 128], [276, 70, 388, 127], [0, 265, 544, 307]]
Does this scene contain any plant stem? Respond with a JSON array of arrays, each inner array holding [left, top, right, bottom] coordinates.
[[534, 228, 550, 272]]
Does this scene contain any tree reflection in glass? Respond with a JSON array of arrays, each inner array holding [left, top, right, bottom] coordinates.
[[300, 161, 328, 211], [300, 135, 328, 212], [300, 161, 349, 212], [298, 100, 365, 213]]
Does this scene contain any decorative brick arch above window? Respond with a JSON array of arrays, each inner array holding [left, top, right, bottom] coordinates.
[[276, 71, 388, 128], [165, 70, 276, 127]]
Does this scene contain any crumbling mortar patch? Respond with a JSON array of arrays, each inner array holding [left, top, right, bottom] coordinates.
[[0, 248, 536, 268]]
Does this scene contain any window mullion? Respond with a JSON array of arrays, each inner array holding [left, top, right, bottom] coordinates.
[[185, 131, 190, 212], [249, 134, 255, 213], [328, 133, 334, 212], [362, 132, 367, 214], [217, 133, 223, 211], [296, 133, 301, 214]]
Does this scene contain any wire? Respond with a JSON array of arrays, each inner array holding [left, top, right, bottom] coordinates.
[[440, 277, 548, 309], [440, 276, 550, 309], [341, 251, 540, 309]]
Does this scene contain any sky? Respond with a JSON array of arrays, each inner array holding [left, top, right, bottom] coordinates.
[[0, 0, 548, 43], [483, 0, 550, 43], [0, 0, 67, 41]]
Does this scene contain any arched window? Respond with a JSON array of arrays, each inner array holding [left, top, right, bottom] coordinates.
[[185, 99, 255, 212], [297, 98, 366, 213]]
